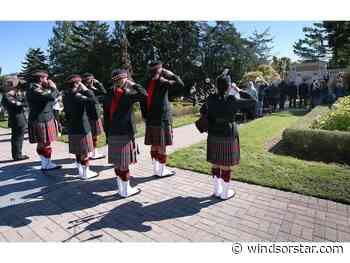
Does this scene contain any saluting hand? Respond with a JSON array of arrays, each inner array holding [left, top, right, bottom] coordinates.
[[126, 79, 135, 86], [47, 79, 57, 89], [79, 82, 89, 91], [162, 69, 175, 78]]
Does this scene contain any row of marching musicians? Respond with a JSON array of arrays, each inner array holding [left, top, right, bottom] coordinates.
[[2, 61, 255, 200]]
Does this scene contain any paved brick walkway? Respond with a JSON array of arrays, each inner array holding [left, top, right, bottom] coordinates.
[[0, 125, 349, 242]]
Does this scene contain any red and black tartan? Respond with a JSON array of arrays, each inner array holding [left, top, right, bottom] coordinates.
[[108, 135, 139, 169], [207, 134, 240, 166], [144, 125, 173, 147], [89, 118, 104, 137], [68, 132, 94, 156], [28, 118, 58, 144]]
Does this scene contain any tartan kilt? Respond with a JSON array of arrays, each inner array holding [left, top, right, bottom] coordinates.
[[144, 125, 173, 146], [89, 118, 104, 137], [108, 135, 139, 168], [207, 134, 240, 166], [68, 132, 94, 156], [28, 118, 58, 144]]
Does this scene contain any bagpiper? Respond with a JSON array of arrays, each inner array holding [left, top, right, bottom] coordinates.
[[63, 74, 99, 179], [142, 61, 184, 177], [107, 69, 147, 197], [26, 70, 62, 171], [1, 76, 29, 161], [82, 73, 106, 160], [200, 75, 255, 199]]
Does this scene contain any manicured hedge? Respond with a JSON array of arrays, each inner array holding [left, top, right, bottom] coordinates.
[[282, 106, 350, 164]]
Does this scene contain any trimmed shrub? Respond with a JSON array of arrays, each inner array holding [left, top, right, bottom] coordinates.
[[282, 106, 350, 164], [311, 96, 350, 132]]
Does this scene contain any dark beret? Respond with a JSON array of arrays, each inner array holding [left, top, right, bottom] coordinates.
[[111, 69, 128, 80]]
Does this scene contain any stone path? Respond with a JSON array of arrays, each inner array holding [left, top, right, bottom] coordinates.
[[0, 124, 349, 242]]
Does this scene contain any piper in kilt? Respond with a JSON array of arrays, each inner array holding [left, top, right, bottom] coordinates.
[[200, 75, 255, 200], [82, 73, 106, 160], [142, 61, 184, 177], [26, 70, 62, 171], [1, 76, 29, 161], [63, 74, 99, 180], [107, 69, 147, 198]]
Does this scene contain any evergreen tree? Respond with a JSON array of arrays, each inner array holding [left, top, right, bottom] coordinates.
[[293, 23, 328, 62], [249, 28, 274, 64], [48, 21, 77, 86], [20, 48, 49, 82], [323, 21, 350, 68], [48, 21, 114, 86]]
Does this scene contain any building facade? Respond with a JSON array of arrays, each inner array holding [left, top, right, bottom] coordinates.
[[288, 62, 345, 85]]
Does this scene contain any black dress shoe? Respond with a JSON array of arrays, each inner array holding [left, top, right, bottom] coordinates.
[[13, 155, 30, 161]]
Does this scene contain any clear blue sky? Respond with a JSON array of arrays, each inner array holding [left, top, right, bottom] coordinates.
[[0, 21, 315, 75]]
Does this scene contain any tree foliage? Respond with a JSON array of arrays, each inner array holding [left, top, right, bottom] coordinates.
[[293, 21, 350, 68], [248, 27, 274, 65], [20, 48, 49, 82], [47, 21, 274, 91], [241, 64, 280, 84], [271, 56, 291, 79]]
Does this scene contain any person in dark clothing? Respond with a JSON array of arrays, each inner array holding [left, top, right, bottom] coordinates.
[[142, 61, 184, 177], [255, 80, 267, 117], [82, 73, 107, 160], [107, 69, 147, 198], [310, 80, 322, 108], [26, 70, 62, 171], [288, 81, 298, 108], [63, 74, 99, 180], [263, 84, 272, 114], [279, 80, 288, 111], [269, 80, 280, 112], [298, 81, 309, 108], [1, 76, 29, 161], [200, 75, 255, 200]]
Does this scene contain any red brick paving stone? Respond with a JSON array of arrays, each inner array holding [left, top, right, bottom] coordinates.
[[325, 227, 338, 241], [336, 223, 350, 235], [279, 221, 293, 234], [315, 210, 327, 221], [236, 215, 260, 229], [294, 215, 315, 229], [312, 236, 326, 242], [262, 213, 284, 225], [237, 223, 274, 241], [195, 223, 234, 239], [0, 232, 8, 242], [267, 223, 281, 238], [275, 231, 294, 242], [301, 227, 313, 241], [338, 231, 350, 241], [290, 223, 303, 238], [1, 228, 23, 242], [313, 224, 326, 239], [100, 228, 136, 242], [15, 225, 43, 242]]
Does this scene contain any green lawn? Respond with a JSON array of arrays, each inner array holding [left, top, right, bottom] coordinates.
[[0, 120, 8, 128], [59, 113, 199, 148], [168, 111, 350, 204]]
